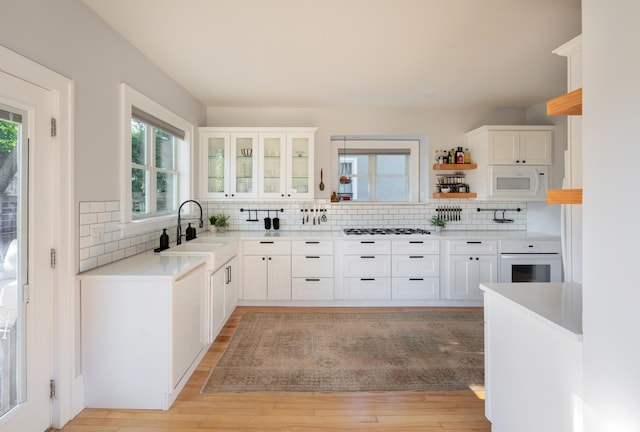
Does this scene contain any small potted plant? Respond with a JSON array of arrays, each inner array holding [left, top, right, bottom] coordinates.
[[213, 214, 230, 233], [208, 215, 219, 232], [429, 215, 447, 233]]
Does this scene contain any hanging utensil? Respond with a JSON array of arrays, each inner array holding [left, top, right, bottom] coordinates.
[[319, 168, 325, 191], [264, 210, 271, 230], [273, 211, 280, 230]]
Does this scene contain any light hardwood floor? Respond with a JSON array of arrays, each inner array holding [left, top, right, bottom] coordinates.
[[55, 307, 490, 432]]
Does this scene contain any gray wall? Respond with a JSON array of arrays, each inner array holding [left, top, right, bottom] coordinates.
[[0, 0, 207, 202]]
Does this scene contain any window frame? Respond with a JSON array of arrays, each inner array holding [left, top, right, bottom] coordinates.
[[120, 83, 194, 235], [331, 138, 421, 203]]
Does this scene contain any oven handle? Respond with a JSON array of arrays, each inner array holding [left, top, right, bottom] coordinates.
[[500, 253, 560, 260]]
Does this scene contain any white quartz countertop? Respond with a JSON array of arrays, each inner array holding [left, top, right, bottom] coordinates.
[[78, 250, 207, 279], [480, 282, 583, 341], [200, 230, 559, 241]]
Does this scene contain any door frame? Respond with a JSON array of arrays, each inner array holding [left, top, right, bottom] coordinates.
[[0, 45, 76, 428]]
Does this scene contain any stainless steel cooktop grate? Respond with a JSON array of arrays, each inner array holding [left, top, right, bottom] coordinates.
[[343, 228, 431, 235]]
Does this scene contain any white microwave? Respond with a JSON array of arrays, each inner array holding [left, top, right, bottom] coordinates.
[[488, 165, 549, 200]]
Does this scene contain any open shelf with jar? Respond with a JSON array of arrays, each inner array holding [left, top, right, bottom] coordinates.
[[432, 169, 477, 199]]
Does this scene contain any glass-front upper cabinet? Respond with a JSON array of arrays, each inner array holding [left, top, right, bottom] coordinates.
[[287, 132, 314, 199], [230, 132, 258, 198], [259, 132, 286, 199], [199, 127, 315, 200], [200, 131, 229, 199]]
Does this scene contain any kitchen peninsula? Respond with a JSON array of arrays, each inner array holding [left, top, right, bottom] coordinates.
[[481, 282, 583, 432]]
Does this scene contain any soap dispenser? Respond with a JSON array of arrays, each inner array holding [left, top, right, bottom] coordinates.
[[185, 223, 197, 241], [160, 228, 169, 250]]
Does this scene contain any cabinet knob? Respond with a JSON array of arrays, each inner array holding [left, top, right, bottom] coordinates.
[[268, 257, 272, 261], [262, 257, 265, 261], [469, 257, 473, 260], [522, 160, 526, 163], [476, 257, 479, 260]]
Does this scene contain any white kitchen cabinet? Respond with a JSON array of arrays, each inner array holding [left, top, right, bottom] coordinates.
[[223, 257, 238, 318], [443, 240, 498, 300], [80, 261, 208, 410], [486, 129, 553, 165], [242, 240, 291, 300], [199, 127, 315, 200], [342, 240, 392, 300], [448, 255, 497, 300], [199, 130, 258, 199], [291, 240, 334, 300], [391, 239, 440, 300], [210, 256, 238, 338]]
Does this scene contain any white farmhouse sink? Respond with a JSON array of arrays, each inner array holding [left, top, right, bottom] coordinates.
[[161, 239, 238, 272]]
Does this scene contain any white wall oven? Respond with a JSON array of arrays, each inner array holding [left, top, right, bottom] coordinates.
[[499, 240, 562, 283]]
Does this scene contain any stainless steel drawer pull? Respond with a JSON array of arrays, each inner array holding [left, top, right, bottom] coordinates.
[[305, 278, 320, 282]]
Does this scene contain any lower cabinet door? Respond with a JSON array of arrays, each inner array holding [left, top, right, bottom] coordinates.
[[392, 277, 440, 300], [343, 277, 391, 300], [242, 255, 268, 300], [292, 278, 334, 300], [210, 267, 226, 340], [267, 255, 292, 300]]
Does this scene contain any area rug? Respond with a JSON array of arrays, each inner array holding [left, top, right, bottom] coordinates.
[[202, 309, 484, 393]]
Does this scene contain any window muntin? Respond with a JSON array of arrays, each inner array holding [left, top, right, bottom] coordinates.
[[130, 116, 180, 219]]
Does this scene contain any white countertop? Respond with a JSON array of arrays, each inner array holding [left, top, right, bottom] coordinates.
[[78, 250, 207, 279], [199, 229, 559, 241], [480, 282, 583, 341]]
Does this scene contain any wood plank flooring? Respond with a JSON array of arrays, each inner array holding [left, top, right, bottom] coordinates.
[[54, 307, 490, 432]]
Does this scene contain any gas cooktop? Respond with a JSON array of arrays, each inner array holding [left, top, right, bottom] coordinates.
[[343, 228, 431, 235]]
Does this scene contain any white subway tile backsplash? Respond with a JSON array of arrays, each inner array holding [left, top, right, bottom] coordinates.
[[78, 198, 528, 272]]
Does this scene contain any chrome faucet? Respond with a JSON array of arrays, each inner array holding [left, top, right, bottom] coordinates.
[[177, 200, 204, 245]]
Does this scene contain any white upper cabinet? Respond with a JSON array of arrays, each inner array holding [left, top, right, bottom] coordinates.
[[485, 128, 554, 165], [200, 127, 316, 200]]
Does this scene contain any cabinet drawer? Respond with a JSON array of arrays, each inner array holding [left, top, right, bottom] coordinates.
[[343, 277, 391, 300], [342, 240, 391, 255], [448, 240, 497, 255], [243, 240, 291, 255], [291, 278, 334, 300], [392, 239, 439, 254], [392, 255, 439, 277], [392, 277, 440, 300], [291, 240, 334, 255], [499, 239, 561, 253], [343, 255, 391, 277], [291, 255, 334, 277]]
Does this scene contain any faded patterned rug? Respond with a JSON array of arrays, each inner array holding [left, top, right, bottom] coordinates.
[[202, 309, 484, 393]]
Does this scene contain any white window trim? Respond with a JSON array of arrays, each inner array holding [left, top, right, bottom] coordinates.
[[120, 83, 194, 236], [331, 138, 420, 202]]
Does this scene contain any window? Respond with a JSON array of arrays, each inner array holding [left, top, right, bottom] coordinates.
[[121, 84, 193, 233], [332, 138, 420, 202]]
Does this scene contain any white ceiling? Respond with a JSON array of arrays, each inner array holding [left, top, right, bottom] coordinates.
[[81, 0, 581, 109]]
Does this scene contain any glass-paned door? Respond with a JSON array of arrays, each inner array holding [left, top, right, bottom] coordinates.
[[0, 70, 53, 432], [259, 133, 285, 198], [287, 134, 313, 198], [206, 134, 227, 195], [230, 133, 257, 198]]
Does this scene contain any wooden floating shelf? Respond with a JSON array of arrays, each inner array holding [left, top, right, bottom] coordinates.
[[433, 163, 477, 170], [547, 88, 582, 116], [432, 192, 477, 199], [547, 188, 583, 204]]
